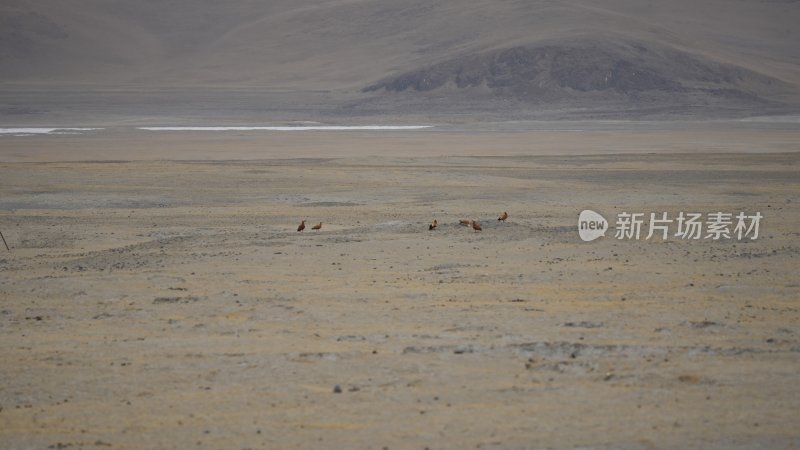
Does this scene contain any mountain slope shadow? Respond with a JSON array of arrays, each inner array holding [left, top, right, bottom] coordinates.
[[362, 38, 796, 116]]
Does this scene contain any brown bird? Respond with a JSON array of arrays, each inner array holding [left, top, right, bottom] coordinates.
[[498, 211, 508, 221], [472, 221, 482, 232], [297, 220, 306, 232], [312, 222, 322, 230], [459, 219, 472, 226], [429, 219, 438, 230]]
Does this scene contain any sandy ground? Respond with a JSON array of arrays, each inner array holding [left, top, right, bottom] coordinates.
[[0, 130, 799, 449]]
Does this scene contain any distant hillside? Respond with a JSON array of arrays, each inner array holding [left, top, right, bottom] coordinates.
[[1, 0, 799, 118], [360, 38, 794, 116]]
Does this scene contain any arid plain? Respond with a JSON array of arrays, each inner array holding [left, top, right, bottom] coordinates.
[[1, 124, 799, 449], [3, 0, 800, 447]]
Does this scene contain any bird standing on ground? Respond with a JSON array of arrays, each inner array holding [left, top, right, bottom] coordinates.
[[498, 211, 508, 221], [312, 222, 322, 230], [297, 220, 306, 232], [459, 219, 472, 226], [429, 219, 438, 230], [472, 221, 482, 232]]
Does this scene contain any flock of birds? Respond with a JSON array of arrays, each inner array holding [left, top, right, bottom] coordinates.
[[296, 212, 508, 233], [295, 220, 321, 232]]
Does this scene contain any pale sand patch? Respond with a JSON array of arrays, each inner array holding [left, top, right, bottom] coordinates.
[[1, 123, 799, 162]]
